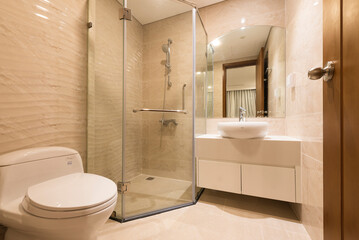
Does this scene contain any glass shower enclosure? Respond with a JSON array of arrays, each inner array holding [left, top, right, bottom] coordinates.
[[87, 0, 207, 221]]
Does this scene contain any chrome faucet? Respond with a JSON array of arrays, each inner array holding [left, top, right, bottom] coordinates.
[[239, 107, 246, 122]]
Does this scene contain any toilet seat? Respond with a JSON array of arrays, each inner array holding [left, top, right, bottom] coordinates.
[[21, 173, 117, 219], [22, 194, 117, 219]]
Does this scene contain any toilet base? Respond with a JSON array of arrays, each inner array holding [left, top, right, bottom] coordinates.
[[5, 228, 98, 240]]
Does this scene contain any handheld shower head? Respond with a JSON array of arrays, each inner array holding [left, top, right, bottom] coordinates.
[[162, 39, 173, 88], [162, 39, 173, 53], [162, 44, 169, 53]]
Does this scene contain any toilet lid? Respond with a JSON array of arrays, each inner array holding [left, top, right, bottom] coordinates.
[[22, 194, 117, 219], [25, 173, 117, 211]]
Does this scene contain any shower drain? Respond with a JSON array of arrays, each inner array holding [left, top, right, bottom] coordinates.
[[145, 177, 155, 181]]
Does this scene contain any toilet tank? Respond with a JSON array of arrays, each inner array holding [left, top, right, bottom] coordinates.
[[0, 147, 84, 205]]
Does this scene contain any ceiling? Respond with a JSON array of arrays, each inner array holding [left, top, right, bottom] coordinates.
[[128, 0, 225, 25], [194, 0, 225, 8], [211, 26, 272, 63]]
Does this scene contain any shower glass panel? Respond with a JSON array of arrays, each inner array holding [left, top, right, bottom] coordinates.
[[194, 11, 208, 198], [123, 0, 194, 220], [87, 0, 125, 220], [88, 0, 207, 222]]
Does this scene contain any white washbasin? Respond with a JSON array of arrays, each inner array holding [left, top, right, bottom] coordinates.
[[217, 122, 269, 139]]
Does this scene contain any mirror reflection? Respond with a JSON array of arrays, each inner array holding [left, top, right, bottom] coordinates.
[[207, 25, 286, 118]]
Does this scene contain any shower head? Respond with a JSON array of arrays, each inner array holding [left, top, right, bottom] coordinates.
[[162, 44, 169, 53], [162, 39, 173, 53]]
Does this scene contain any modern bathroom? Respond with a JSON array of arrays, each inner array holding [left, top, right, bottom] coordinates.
[[0, 0, 358, 239]]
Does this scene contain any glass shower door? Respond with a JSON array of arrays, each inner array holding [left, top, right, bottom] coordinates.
[[122, 0, 195, 220]]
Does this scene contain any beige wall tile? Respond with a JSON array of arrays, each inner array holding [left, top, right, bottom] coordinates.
[[285, 0, 323, 239], [141, 11, 194, 181], [0, 0, 88, 165]]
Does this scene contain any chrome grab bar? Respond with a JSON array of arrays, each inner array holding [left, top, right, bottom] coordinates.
[[133, 108, 187, 114]]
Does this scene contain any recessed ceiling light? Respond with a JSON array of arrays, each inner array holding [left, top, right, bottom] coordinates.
[[240, 27, 246, 30], [241, 18, 246, 24], [211, 39, 221, 47]]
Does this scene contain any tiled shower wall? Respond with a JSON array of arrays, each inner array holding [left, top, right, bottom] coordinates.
[[141, 11, 194, 181], [0, 1, 88, 163]]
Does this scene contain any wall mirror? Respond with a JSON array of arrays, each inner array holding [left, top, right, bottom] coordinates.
[[206, 25, 286, 118]]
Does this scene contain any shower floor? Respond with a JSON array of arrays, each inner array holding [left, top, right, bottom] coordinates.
[[114, 174, 193, 219]]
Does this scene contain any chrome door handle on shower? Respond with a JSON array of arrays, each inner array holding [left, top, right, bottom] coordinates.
[[308, 61, 335, 82]]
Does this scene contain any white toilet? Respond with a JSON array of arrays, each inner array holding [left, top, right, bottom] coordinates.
[[0, 147, 118, 240]]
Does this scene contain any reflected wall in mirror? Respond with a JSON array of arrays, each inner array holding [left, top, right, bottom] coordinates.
[[207, 25, 286, 118]]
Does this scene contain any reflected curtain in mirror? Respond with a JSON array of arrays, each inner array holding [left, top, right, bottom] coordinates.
[[226, 89, 256, 118]]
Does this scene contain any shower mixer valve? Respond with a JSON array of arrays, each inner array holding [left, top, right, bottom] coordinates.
[[159, 119, 178, 126]]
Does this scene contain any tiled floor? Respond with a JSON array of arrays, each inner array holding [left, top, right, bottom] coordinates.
[[115, 174, 193, 218], [98, 189, 311, 240]]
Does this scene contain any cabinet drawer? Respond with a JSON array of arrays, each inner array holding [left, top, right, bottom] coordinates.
[[242, 164, 296, 202], [197, 159, 241, 194]]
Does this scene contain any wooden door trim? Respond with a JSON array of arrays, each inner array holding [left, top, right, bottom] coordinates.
[[222, 60, 257, 117], [323, 0, 343, 239]]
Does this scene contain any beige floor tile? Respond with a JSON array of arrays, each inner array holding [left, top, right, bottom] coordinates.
[[98, 189, 311, 240]]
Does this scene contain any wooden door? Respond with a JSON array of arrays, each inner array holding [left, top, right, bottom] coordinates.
[[342, 0, 359, 238], [323, 0, 342, 239], [324, 0, 359, 239], [255, 47, 264, 117]]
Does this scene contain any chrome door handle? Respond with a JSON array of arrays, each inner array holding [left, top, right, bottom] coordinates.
[[308, 61, 335, 82]]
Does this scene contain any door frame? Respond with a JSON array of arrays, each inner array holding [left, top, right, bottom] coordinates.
[[222, 59, 257, 117]]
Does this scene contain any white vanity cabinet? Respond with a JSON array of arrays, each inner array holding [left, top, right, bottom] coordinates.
[[197, 159, 242, 194], [196, 135, 301, 203], [241, 164, 296, 202]]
